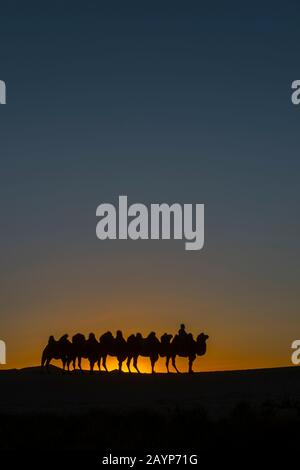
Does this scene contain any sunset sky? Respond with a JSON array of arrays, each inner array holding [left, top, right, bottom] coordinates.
[[1, 1, 299, 372]]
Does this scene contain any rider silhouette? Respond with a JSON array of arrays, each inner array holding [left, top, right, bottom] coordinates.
[[178, 324, 188, 338], [178, 324, 191, 349]]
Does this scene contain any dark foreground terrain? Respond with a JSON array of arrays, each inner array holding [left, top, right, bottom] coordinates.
[[0, 366, 299, 458]]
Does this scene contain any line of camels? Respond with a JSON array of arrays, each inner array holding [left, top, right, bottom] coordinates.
[[41, 325, 209, 374]]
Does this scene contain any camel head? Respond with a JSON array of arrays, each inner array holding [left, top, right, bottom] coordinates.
[[197, 333, 209, 342], [196, 333, 209, 356]]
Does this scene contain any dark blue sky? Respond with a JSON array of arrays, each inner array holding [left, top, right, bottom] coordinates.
[[1, 1, 299, 370]]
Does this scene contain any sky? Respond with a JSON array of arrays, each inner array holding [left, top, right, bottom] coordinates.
[[0, 1, 299, 372]]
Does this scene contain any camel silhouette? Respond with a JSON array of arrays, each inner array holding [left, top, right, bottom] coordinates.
[[41, 327, 209, 374], [98, 331, 127, 372], [127, 332, 160, 373], [160, 333, 173, 372], [71, 333, 99, 372], [168, 332, 209, 373], [41, 334, 72, 372]]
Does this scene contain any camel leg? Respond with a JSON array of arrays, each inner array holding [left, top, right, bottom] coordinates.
[[166, 356, 170, 373], [97, 358, 101, 372], [188, 357, 195, 374], [118, 358, 123, 373], [171, 356, 179, 373], [45, 358, 51, 373], [127, 357, 132, 373], [133, 356, 140, 373], [150, 357, 156, 374], [103, 355, 108, 372], [89, 360, 95, 372]]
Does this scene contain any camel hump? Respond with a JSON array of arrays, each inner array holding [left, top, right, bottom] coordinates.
[[99, 331, 115, 349], [149, 332, 160, 346], [58, 334, 69, 344], [172, 332, 194, 352], [127, 334, 136, 344], [172, 334, 180, 344], [72, 333, 85, 343], [161, 333, 172, 344], [147, 331, 157, 341], [48, 335, 55, 345], [115, 330, 125, 343], [100, 331, 112, 341]]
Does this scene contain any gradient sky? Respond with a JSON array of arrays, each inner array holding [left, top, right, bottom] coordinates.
[[1, 1, 299, 372]]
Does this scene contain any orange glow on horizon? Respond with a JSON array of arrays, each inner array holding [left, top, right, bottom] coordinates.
[[1, 347, 291, 374], [2, 290, 297, 373]]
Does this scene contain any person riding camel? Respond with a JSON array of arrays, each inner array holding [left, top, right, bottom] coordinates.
[[177, 324, 191, 349], [178, 324, 188, 338]]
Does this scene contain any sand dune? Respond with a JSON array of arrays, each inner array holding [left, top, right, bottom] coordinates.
[[0, 366, 299, 418]]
